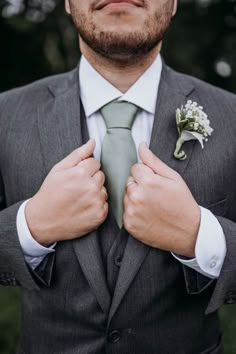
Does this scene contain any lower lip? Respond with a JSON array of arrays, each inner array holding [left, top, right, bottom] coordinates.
[[100, 2, 139, 11]]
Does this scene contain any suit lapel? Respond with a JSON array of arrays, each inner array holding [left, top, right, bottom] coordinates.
[[108, 62, 196, 324], [149, 63, 196, 175], [72, 230, 111, 314], [108, 230, 150, 325], [37, 68, 111, 314], [37, 70, 84, 173]]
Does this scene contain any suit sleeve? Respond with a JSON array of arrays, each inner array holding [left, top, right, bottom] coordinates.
[[0, 169, 55, 290], [173, 207, 226, 278], [205, 215, 236, 314], [182, 214, 236, 314], [17, 200, 56, 270]]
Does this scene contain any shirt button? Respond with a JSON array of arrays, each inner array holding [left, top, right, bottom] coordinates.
[[108, 330, 121, 343], [226, 291, 236, 304], [115, 255, 123, 267], [210, 261, 217, 268]]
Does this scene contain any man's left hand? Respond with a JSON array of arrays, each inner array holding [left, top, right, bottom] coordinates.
[[123, 143, 201, 258]]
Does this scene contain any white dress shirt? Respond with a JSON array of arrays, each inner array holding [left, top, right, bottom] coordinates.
[[17, 54, 226, 277]]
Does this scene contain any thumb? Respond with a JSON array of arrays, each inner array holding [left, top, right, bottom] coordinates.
[[138, 143, 176, 178], [52, 139, 96, 172]]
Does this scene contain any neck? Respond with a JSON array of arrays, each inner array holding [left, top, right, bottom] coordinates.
[[80, 40, 162, 93]]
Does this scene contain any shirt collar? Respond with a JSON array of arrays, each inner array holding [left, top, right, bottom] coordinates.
[[79, 54, 162, 117]]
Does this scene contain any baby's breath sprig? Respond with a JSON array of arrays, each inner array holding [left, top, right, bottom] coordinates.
[[174, 100, 213, 160]]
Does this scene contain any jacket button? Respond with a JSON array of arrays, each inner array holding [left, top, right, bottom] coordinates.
[[108, 330, 121, 343], [226, 291, 236, 304], [115, 255, 123, 267]]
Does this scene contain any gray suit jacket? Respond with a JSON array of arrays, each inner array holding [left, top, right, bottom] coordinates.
[[0, 62, 235, 354]]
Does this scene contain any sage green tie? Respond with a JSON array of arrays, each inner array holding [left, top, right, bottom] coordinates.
[[100, 101, 139, 228]]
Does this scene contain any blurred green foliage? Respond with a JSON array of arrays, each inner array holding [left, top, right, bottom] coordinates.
[[0, 289, 21, 354], [0, 0, 236, 353]]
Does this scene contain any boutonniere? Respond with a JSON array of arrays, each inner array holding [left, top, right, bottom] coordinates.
[[174, 100, 213, 160]]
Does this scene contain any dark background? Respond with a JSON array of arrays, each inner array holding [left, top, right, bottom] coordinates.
[[0, 0, 236, 353]]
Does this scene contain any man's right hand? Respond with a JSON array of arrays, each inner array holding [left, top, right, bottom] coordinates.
[[25, 139, 108, 247]]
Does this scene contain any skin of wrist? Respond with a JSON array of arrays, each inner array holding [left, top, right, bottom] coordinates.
[[25, 196, 52, 247], [180, 206, 201, 258]]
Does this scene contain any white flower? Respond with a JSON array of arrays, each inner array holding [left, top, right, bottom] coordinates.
[[174, 100, 213, 160]]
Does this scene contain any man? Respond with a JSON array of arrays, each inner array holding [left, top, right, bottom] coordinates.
[[0, 0, 235, 353]]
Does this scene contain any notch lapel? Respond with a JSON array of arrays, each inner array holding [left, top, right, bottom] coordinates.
[[37, 68, 111, 314], [37, 71, 84, 173], [149, 63, 196, 175], [108, 63, 196, 325]]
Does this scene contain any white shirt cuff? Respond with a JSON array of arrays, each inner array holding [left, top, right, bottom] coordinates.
[[172, 206, 226, 279], [16, 199, 56, 259]]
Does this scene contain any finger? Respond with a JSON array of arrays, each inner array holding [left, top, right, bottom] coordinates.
[[126, 176, 138, 191], [139, 143, 177, 179], [131, 163, 154, 184], [123, 192, 129, 210], [100, 186, 108, 201], [93, 170, 106, 187], [74, 157, 101, 177], [103, 201, 109, 216], [52, 139, 96, 172]]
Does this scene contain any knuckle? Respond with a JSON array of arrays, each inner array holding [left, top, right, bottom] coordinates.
[[78, 166, 86, 176], [89, 180, 100, 194], [123, 216, 133, 232], [100, 170, 106, 179], [91, 158, 101, 169], [129, 192, 140, 205], [131, 163, 138, 174], [143, 174, 154, 187], [96, 170, 102, 177], [97, 206, 107, 223], [125, 204, 135, 219], [123, 194, 129, 207], [97, 170, 105, 181], [68, 168, 79, 179], [131, 163, 142, 175], [92, 157, 100, 165], [94, 194, 104, 208]]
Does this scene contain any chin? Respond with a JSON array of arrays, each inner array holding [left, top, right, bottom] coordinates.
[[96, 16, 142, 30]]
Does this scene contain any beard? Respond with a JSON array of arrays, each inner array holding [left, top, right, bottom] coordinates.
[[69, 1, 174, 64]]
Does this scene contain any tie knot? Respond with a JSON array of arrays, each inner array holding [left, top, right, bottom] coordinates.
[[100, 101, 139, 129]]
